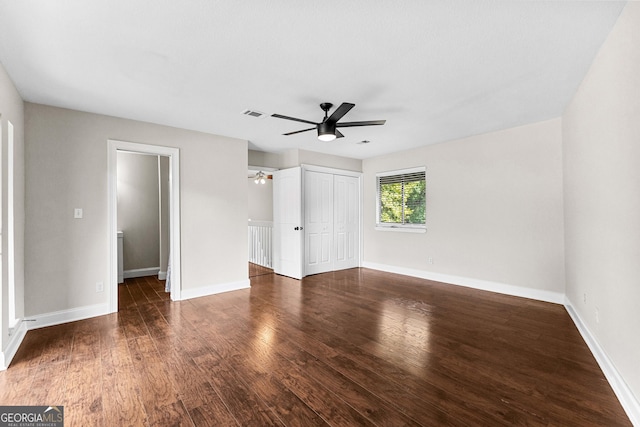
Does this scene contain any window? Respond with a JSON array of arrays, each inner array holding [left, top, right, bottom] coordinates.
[[376, 167, 426, 231]]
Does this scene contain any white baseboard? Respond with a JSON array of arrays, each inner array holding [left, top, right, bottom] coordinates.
[[565, 300, 640, 426], [25, 303, 110, 331], [362, 262, 565, 304], [158, 270, 167, 280], [0, 320, 28, 370], [1, 303, 110, 369], [123, 267, 160, 279], [180, 279, 250, 301], [3, 279, 248, 366]]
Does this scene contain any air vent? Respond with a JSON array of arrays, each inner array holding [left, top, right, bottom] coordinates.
[[241, 109, 265, 118]]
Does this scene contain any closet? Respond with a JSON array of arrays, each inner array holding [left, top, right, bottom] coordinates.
[[273, 165, 361, 279]]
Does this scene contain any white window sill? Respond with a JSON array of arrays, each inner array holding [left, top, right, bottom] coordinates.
[[375, 226, 426, 233]]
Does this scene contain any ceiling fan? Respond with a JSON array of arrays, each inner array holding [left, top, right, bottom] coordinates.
[[271, 102, 386, 142]]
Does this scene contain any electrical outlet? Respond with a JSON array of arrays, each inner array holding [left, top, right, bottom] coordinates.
[[595, 307, 600, 324], [96, 281, 104, 292], [74, 208, 83, 219], [428, 257, 434, 265]]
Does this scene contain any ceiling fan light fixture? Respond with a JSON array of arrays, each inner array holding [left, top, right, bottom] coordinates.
[[318, 133, 336, 142], [317, 121, 336, 142]]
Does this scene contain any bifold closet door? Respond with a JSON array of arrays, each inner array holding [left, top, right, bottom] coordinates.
[[304, 170, 334, 276], [334, 174, 359, 271]]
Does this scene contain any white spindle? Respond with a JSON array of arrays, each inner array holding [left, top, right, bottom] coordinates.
[[248, 221, 273, 268]]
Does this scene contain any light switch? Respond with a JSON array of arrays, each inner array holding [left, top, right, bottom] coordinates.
[[74, 208, 83, 219]]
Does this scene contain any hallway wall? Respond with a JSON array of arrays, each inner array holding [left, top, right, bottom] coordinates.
[[117, 151, 160, 272]]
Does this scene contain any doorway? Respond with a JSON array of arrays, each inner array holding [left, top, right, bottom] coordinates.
[[117, 152, 166, 281], [248, 166, 276, 279], [107, 140, 181, 313]]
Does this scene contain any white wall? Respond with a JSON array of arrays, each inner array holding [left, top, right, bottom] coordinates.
[[298, 149, 362, 172], [248, 149, 281, 170], [248, 178, 273, 222], [117, 151, 160, 271], [24, 103, 248, 316], [363, 118, 566, 299], [0, 61, 25, 357], [563, 2, 640, 405], [250, 148, 363, 172]]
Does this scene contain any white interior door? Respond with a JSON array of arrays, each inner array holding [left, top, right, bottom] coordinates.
[[304, 170, 334, 276], [273, 167, 302, 279], [334, 174, 360, 271]]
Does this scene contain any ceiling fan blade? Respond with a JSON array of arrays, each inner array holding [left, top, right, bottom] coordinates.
[[271, 113, 318, 126], [336, 120, 386, 128], [283, 127, 316, 136], [327, 102, 355, 123], [335, 129, 345, 139]]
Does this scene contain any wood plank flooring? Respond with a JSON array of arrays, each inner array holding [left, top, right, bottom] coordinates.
[[0, 269, 631, 426], [249, 262, 274, 278]]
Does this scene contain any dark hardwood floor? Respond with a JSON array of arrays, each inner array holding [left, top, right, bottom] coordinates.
[[0, 269, 631, 426], [249, 262, 274, 278]]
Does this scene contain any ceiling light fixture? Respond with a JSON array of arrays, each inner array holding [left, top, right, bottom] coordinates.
[[254, 171, 267, 184], [317, 121, 337, 142]]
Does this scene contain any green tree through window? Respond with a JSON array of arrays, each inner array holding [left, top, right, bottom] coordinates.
[[377, 169, 426, 227]]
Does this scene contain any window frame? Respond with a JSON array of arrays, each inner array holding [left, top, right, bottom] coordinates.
[[375, 166, 426, 233]]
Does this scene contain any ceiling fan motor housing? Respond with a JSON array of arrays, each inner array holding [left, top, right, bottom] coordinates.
[[318, 121, 336, 141]]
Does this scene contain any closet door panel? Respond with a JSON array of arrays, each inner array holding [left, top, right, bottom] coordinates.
[[334, 174, 360, 271], [304, 170, 334, 275]]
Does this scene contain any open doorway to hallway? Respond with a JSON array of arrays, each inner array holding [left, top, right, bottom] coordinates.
[[116, 151, 169, 302], [248, 167, 275, 279], [108, 139, 181, 312], [117, 151, 169, 282]]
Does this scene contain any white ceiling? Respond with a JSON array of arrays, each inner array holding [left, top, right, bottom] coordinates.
[[0, 1, 626, 159]]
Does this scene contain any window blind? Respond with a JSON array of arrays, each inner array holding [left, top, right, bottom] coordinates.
[[377, 168, 426, 226]]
